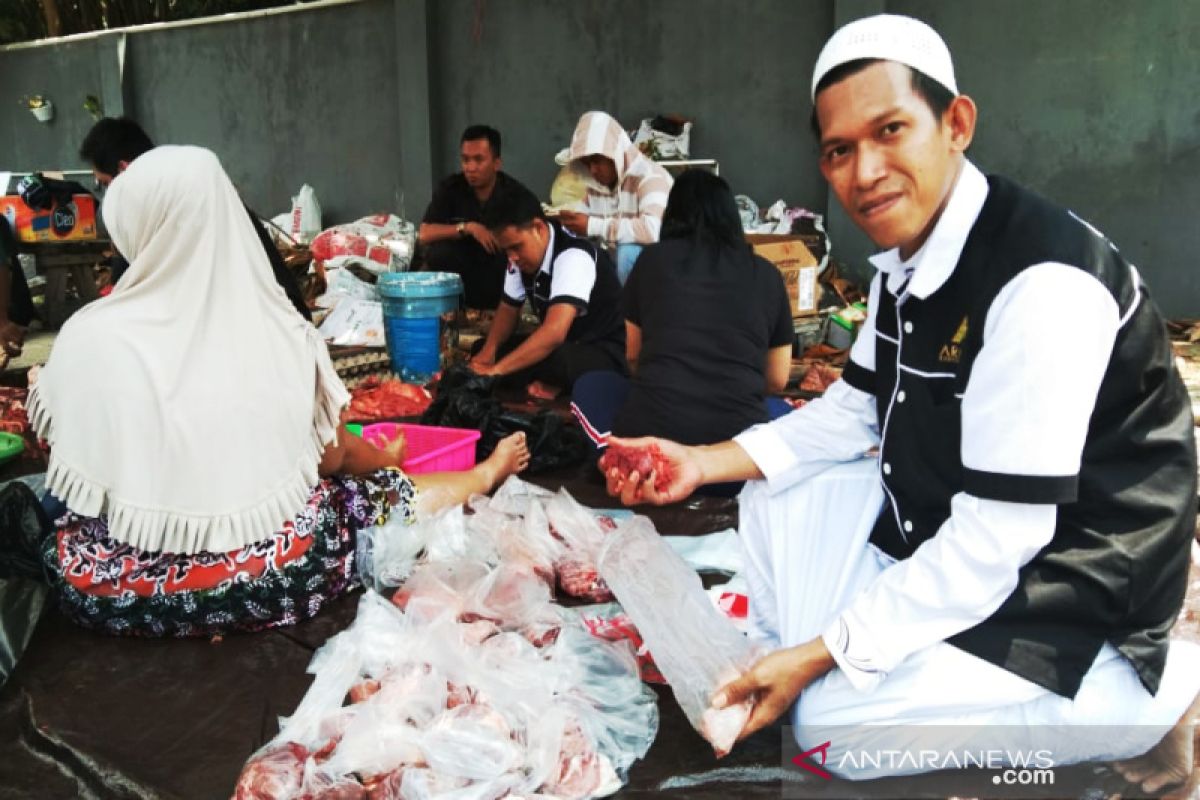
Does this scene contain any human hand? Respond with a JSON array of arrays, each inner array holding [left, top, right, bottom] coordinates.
[[711, 639, 836, 743], [0, 320, 25, 358], [557, 210, 590, 236], [27, 365, 40, 387], [601, 436, 703, 506], [469, 350, 501, 375], [381, 429, 408, 467], [466, 222, 499, 254]]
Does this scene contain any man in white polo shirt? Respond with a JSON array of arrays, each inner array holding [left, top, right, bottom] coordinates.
[[605, 14, 1200, 791], [470, 184, 625, 400]]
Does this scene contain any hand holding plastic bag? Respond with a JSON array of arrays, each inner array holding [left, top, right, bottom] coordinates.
[[598, 516, 759, 757]]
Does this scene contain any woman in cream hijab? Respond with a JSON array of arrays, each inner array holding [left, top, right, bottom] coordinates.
[[18, 146, 528, 637]]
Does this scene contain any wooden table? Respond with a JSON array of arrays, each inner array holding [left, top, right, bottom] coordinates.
[[24, 239, 108, 328]]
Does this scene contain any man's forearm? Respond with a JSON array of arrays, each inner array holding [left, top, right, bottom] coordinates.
[[494, 325, 563, 375], [480, 303, 519, 356], [692, 440, 765, 485], [419, 222, 464, 246]]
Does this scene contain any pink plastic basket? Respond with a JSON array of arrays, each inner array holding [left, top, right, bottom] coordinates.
[[360, 422, 481, 475]]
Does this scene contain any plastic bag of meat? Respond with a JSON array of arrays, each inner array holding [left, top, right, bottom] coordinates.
[[545, 490, 614, 602], [483, 475, 555, 517], [598, 516, 760, 758], [309, 214, 416, 274], [544, 625, 658, 788], [237, 553, 658, 798]]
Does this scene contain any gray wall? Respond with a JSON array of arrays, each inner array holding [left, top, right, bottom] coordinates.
[[128, 0, 404, 222], [0, 35, 120, 176], [428, 0, 833, 214], [2, 0, 1199, 314], [823, 0, 1200, 313]]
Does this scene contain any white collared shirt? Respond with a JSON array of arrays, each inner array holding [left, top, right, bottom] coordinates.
[[735, 159, 1123, 692]]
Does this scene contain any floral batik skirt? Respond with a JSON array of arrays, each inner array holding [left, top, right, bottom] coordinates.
[[39, 469, 415, 637]]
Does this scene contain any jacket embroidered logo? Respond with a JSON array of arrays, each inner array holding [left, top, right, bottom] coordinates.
[[938, 315, 969, 364]]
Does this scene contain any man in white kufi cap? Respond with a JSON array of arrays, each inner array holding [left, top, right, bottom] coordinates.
[[605, 13, 1200, 790]]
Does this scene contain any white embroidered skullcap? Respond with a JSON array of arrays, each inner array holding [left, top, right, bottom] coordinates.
[[811, 14, 958, 101]]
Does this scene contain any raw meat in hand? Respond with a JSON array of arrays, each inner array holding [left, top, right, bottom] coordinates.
[[699, 702, 751, 758], [599, 444, 674, 493]]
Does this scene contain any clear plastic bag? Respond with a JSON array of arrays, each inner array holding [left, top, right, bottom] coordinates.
[[598, 516, 758, 757], [239, 493, 660, 798], [545, 490, 614, 602]]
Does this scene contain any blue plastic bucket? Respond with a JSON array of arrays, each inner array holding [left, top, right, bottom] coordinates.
[[378, 272, 462, 382]]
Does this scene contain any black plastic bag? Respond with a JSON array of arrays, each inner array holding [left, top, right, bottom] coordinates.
[[0, 481, 51, 686], [422, 365, 588, 474]]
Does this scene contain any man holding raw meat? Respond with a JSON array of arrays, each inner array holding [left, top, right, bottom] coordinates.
[[605, 14, 1200, 793]]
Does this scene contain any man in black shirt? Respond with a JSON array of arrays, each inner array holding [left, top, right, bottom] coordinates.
[[469, 184, 625, 400], [419, 125, 531, 310], [79, 118, 311, 320]]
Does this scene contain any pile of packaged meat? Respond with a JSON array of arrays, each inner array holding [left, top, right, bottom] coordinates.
[[235, 477, 760, 799], [235, 481, 655, 800]]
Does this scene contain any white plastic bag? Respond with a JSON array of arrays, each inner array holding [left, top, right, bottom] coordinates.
[[545, 490, 614, 602], [310, 214, 416, 273], [598, 515, 760, 757], [632, 117, 692, 160], [316, 297, 384, 347], [315, 265, 379, 309], [279, 184, 321, 244]]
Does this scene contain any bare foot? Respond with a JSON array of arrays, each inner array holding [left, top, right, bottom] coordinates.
[[526, 381, 561, 401], [478, 432, 531, 491], [1114, 690, 1200, 796]]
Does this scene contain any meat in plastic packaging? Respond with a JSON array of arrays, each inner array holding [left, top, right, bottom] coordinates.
[[544, 490, 614, 603], [310, 214, 416, 274], [236, 586, 655, 797], [598, 515, 759, 757]]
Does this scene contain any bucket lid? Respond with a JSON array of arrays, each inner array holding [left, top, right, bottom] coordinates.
[[378, 271, 463, 299]]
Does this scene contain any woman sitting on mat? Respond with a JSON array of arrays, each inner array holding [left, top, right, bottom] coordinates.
[[2, 146, 528, 637], [571, 170, 794, 465]]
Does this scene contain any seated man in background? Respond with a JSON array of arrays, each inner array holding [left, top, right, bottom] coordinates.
[[79, 117, 311, 321], [0, 216, 37, 369], [558, 111, 673, 285], [419, 125, 531, 310], [469, 184, 625, 400]]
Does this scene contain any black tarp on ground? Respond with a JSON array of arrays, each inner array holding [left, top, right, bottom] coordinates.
[[1, 459, 1194, 799]]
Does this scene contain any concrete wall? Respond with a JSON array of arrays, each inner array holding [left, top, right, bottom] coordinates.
[[127, 0, 403, 222], [0, 35, 120, 177], [1, 0, 1198, 314], [428, 0, 832, 215], [827, 0, 1200, 314]]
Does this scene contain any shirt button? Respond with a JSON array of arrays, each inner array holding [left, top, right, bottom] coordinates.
[[903, 520, 914, 533], [903, 321, 914, 334], [883, 463, 892, 475], [896, 390, 907, 403]]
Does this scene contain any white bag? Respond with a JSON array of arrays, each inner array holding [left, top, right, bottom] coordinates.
[[288, 184, 322, 244], [632, 117, 692, 160], [598, 516, 759, 757], [317, 297, 384, 347]]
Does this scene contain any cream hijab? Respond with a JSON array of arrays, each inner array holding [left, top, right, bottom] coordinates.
[[28, 146, 348, 554]]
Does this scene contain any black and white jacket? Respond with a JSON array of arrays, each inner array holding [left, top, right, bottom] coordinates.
[[736, 161, 1195, 699]]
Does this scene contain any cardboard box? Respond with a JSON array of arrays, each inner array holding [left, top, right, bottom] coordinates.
[[746, 234, 820, 317], [0, 194, 97, 243]]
